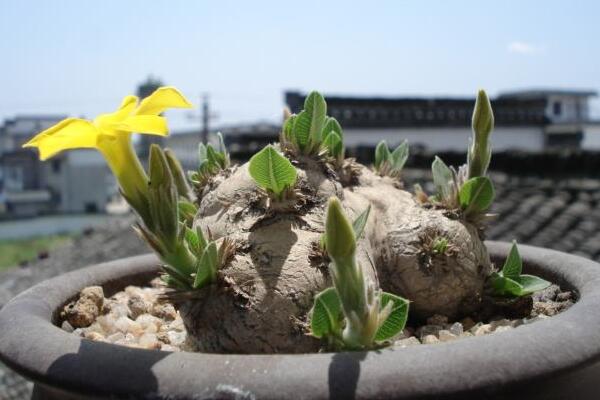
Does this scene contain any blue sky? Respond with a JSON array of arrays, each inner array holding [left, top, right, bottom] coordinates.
[[1, 0, 599, 130]]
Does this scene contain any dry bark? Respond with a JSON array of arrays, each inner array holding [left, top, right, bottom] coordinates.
[[181, 158, 491, 353]]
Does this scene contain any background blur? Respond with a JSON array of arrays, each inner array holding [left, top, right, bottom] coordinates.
[[1, 1, 600, 397]]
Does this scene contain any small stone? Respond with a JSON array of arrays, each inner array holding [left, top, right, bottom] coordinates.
[[61, 320, 74, 332], [160, 344, 179, 352], [448, 322, 463, 336], [167, 330, 187, 347], [80, 286, 104, 308], [460, 332, 473, 338], [63, 298, 100, 328], [395, 337, 421, 347], [490, 319, 512, 330], [494, 326, 512, 333], [438, 330, 458, 342], [139, 333, 160, 349], [136, 314, 161, 333], [532, 285, 560, 302], [152, 303, 177, 321], [416, 325, 443, 339], [128, 294, 151, 319], [422, 334, 439, 344], [103, 302, 130, 318], [115, 317, 133, 333], [157, 332, 170, 344], [83, 331, 105, 341], [556, 292, 572, 302], [473, 324, 492, 336], [95, 315, 116, 332], [106, 332, 125, 343], [426, 314, 448, 326]]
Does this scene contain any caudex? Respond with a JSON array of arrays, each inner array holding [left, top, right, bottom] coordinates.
[[26, 87, 550, 353]]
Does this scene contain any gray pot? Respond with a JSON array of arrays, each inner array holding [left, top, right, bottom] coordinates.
[[1, 241, 599, 400]]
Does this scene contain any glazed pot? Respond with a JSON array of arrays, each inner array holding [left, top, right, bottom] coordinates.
[[1, 241, 600, 400]]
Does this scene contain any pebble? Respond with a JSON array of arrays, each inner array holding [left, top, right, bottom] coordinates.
[[395, 337, 421, 347], [448, 322, 463, 336], [422, 335, 439, 344], [416, 325, 443, 339], [472, 324, 492, 336], [63, 281, 188, 352], [438, 330, 458, 342]]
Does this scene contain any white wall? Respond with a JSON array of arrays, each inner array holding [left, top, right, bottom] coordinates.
[[545, 95, 589, 123], [581, 125, 600, 149], [344, 127, 545, 152]]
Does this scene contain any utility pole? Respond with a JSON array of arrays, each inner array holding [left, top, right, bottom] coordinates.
[[201, 93, 209, 144]]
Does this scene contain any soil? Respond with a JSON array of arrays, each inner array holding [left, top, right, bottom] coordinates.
[[62, 281, 574, 352]]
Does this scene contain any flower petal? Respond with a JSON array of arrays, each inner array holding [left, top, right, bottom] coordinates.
[[94, 95, 139, 129], [134, 86, 193, 116], [115, 115, 168, 136], [23, 118, 99, 160]]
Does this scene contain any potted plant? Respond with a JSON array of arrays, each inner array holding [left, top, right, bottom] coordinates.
[[1, 87, 600, 399]]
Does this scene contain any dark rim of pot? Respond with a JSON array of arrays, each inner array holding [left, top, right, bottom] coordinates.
[[1, 241, 600, 400]]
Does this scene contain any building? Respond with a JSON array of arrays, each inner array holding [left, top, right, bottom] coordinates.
[[0, 116, 114, 218], [166, 122, 280, 169], [286, 89, 599, 151]]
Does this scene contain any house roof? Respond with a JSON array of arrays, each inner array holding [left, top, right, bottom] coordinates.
[[285, 91, 549, 128], [498, 89, 598, 99]]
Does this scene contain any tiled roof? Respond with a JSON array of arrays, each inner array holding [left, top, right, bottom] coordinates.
[[404, 170, 600, 261]]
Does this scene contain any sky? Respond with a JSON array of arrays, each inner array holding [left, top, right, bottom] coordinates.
[[1, 0, 599, 131]]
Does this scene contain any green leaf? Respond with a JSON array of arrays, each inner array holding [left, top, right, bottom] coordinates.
[[390, 140, 409, 172], [216, 132, 226, 153], [310, 287, 343, 338], [198, 143, 208, 168], [432, 156, 454, 200], [292, 110, 310, 150], [282, 114, 296, 141], [303, 91, 327, 143], [501, 241, 522, 279], [322, 117, 343, 140], [184, 227, 201, 257], [196, 226, 208, 252], [375, 292, 409, 342], [490, 272, 524, 297], [516, 274, 551, 295], [459, 176, 495, 214], [248, 145, 297, 197], [193, 241, 218, 289], [178, 200, 197, 224], [323, 131, 343, 158], [352, 205, 371, 240], [206, 145, 220, 168], [374, 141, 390, 170]]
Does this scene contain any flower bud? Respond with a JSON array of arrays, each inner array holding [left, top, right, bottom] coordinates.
[[468, 89, 494, 178]]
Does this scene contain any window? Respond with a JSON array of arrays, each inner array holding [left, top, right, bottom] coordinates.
[[52, 159, 61, 173], [553, 101, 562, 116]]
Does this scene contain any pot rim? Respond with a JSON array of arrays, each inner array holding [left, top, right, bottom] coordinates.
[[1, 241, 600, 399]]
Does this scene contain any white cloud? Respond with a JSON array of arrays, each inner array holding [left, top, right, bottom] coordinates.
[[507, 41, 541, 55]]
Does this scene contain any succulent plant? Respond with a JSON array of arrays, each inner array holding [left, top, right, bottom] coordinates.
[[25, 87, 553, 354]]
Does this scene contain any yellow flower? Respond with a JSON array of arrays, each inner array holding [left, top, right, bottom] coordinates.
[[24, 86, 192, 221]]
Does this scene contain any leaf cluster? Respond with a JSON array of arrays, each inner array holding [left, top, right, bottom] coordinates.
[[281, 91, 345, 162], [310, 198, 409, 350], [374, 140, 409, 178], [489, 242, 551, 297], [133, 145, 233, 291], [431, 156, 495, 221], [188, 132, 230, 191]]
